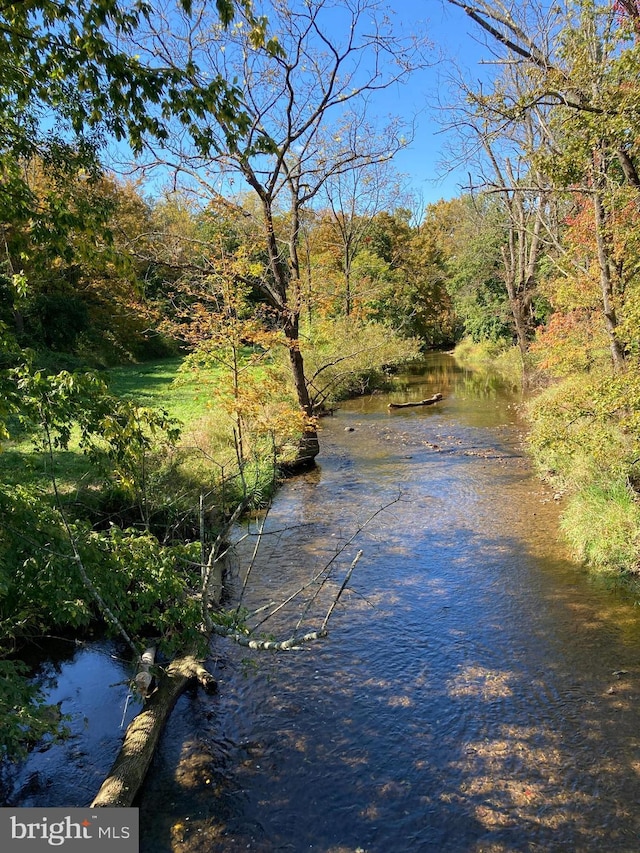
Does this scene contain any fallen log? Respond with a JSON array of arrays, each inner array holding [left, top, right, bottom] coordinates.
[[388, 393, 443, 409], [91, 653, 216, 808]]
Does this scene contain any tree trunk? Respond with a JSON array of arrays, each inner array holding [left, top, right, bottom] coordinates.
[[592, 153, 626, 371], [616, 147, 640, 190], [388, 393, 443, 409], [288, 348, 320, 465], [259, 194, 319, 467], [501, 246, 530, 358], [283, 314, 320, 466], [509, 291, 530, 358], [344, 239, 352, 317], [91, 654, 216, 808]]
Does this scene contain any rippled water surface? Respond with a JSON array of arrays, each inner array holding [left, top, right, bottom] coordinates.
[[140, 355, 640, 852], [9, 354, 640, 852]]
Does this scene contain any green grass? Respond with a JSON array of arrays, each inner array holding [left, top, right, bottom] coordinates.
[[0, 358, 223, 495], [104, 357, 218, 424], [0, 447, 94, 493], [561, 481, 640, 575]]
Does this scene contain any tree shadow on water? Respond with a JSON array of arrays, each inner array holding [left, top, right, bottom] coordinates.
[[139, 524, 640, 852]]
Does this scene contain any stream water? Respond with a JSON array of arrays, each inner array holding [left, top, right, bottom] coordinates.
[[7, 353, 640, 852]]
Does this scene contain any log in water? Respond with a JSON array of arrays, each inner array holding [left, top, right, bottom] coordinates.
[[387, 392, 443, 408]]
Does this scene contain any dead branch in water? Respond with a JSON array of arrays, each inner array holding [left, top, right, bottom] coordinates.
[[91, 653, 216, 808], [91, 492, 399, 808], [388, 393, 443, 409]]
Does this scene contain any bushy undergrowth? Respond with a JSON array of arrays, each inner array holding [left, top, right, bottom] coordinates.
[[527, 365, 640, 575], [529, 377, 619, 489], [560, 482, 640, 575], [302, 317, 422, 410], [0, 485, 202, 647]]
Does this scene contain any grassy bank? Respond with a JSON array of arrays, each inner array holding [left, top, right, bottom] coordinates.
[[526, 367, 640, 577], [105, 352, 297, 531], [454, 338, 640, 578], [3, 319, 421, 533], [0, 353, 285, 543]]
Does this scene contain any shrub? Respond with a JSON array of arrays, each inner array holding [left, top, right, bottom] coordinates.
[[526, 363, 640, 576], [302, 317, 421, 410], [526, 370, 639, 490]]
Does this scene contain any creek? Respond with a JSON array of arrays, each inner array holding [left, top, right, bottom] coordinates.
[[7, 353, 640, 852]]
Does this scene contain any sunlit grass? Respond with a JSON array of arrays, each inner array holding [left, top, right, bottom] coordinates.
[[0, 446, 95, 493], [0, 357, 225, 498], [104, 357, 220, 424], [561, 481, 640, 575], [0, 354, 295, 523]]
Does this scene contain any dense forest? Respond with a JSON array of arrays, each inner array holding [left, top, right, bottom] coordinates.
[[2, 0, 640, 776]]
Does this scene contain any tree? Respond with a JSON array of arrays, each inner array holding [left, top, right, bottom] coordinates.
[[431, 196, 514, 343], [444, 0, 640, 368], [0, 0, 278, 373], [316, 157, 407, 317], [440, 19, 560, 355], [130, 0, 431, 464], [0, 163, 174, 366], [0, 0, 259, 758], [0, 1, 189, 309], [0, 0, 256, 152], [483, 113, 548, 358], [358, 208, 456, 345]]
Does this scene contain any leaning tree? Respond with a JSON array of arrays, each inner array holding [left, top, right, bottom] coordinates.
[[129, 0, 431, 464]]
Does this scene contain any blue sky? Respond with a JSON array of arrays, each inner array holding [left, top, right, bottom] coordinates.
[[117, 0, 491, 208], [374, 0, 492, 205]]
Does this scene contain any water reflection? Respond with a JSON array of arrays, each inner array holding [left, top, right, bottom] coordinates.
[[394, 356, 520, 403], [4, 640, 141, 806]]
